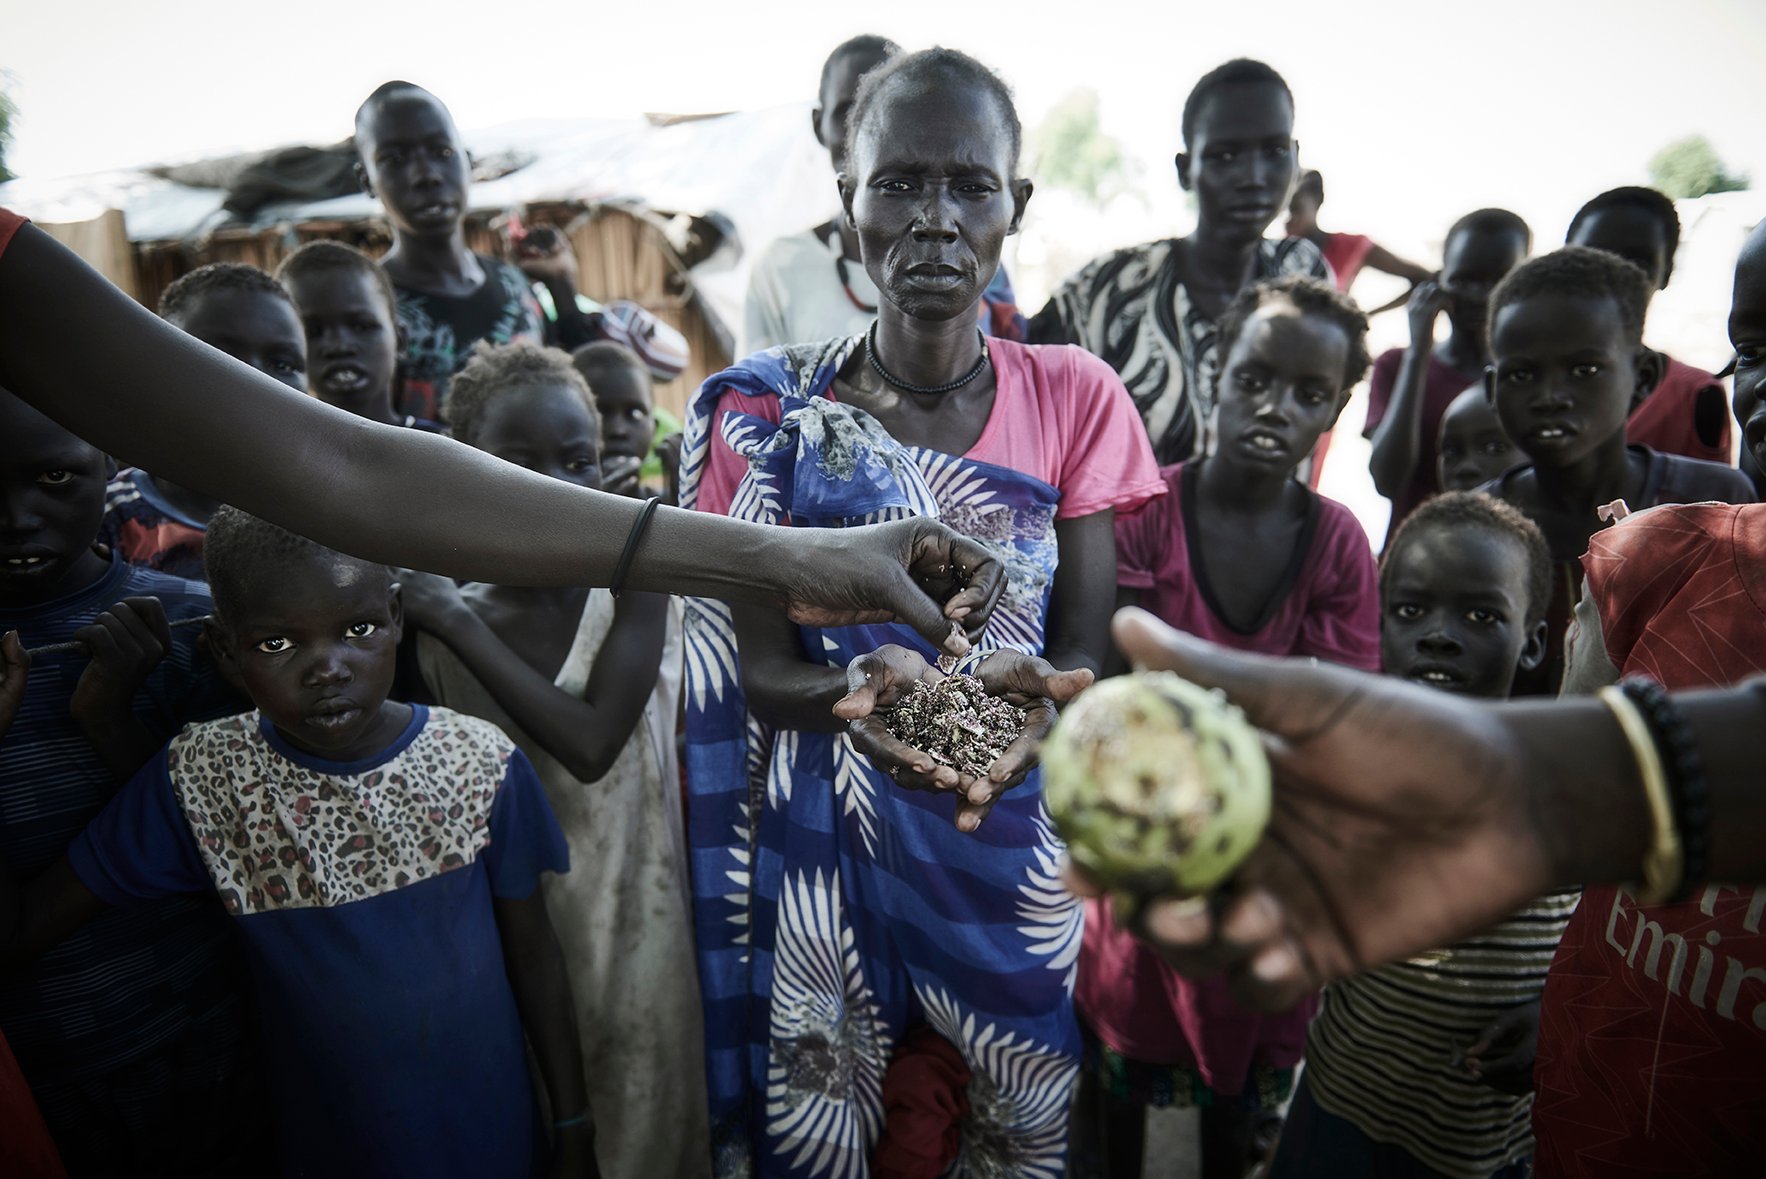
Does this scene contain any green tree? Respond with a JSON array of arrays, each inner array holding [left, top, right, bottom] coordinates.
[[1648, 135, 1749, 200], [0, 88, 14, 182], [1033, 89, 1130, 205]]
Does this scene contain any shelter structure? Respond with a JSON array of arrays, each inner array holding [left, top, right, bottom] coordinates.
[[0, 106, 834, 418]]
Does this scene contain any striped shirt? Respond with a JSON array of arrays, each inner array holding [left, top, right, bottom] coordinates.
[[0, 555, 245, 1085], [1302, 890, 1582, 1179]]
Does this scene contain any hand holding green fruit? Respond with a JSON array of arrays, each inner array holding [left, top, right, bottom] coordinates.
[[1042, 671, 1270, 900], [1066, 608, 1564, 1015]]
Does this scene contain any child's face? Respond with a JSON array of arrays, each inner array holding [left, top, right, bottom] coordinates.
[[216, 554, 402, 761], [0, 389, 113, 608], [1568, 206, 1670, 291], [1381, 526, 1544, 699], [1180, 82, 1298, 246], [1213, 301, 1350, 473], [1728, 228, 1766, 476], [284, 269, 399, 413], [470, 384, 603, 491], [1489, 293, 1641, 469], [588, 365, 655, 463], [357, 91, 470, 240], [171, 290, 308, 393], [1437, 386, 1521, 492], [1440, 228, 1527, 330]]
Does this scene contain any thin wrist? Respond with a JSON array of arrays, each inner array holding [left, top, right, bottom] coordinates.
[[630, 508, 794, 607], [1503, 697, 1649, 888]]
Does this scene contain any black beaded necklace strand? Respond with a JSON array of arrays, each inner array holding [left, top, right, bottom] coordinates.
[[865, 321, 990, 396]]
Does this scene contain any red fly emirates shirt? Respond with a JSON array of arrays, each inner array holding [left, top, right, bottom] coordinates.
[[1533, 503, 1766, 1177]]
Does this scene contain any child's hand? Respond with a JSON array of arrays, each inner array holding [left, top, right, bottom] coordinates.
[[513, 225, 580, 288], [394, 570, 471, 632], [1461, 1000, 1540, 1095], [1406, 279, 1451, 342], [67, 597, 173, 728], [0, 630, 31, 738], [601, 455, 645, 499]]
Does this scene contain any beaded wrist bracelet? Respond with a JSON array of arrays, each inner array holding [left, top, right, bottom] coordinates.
[[1619, 677, 1710, 901]]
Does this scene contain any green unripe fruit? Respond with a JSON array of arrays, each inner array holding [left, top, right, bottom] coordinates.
[[1043, 671, 1270, 898]]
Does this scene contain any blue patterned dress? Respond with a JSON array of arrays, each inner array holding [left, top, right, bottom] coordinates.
[[680, 337, 1098, 1178]]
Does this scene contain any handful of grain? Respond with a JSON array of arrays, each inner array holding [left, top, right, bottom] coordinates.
[[883, 672, 1025, 779]]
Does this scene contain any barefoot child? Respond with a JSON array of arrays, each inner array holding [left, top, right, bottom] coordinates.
[[100, 264, 309, 579], [1481, 246, 1755, 694], [277, 241, 442, 431], [405, 343, 704, 1179], [0, 388, 259, 1173], [1074, 276, 1381, 1179], [1438, 385, 1523, 492], [0, 506, 592, 1176], [1567, 185, 1732, 464], [1269, 491, 1577, 1179], [1366, 209, 1530, 547]]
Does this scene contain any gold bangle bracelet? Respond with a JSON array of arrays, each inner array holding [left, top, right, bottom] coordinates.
[[1598, 685, 1683, 905]]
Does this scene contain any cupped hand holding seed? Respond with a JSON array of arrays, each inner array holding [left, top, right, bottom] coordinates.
[[835, 645, 959, 794], [835, 646, 1092, 833], [965, 652, 1094, 817]]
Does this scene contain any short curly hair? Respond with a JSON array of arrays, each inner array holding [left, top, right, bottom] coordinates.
[[276, 240, 399, 324], [1488, 245, 1652, 347], [1381, 491, 1552, 624], [1181, 59, 1293, 150], [819, 35, 901, 101], [446, 341, 599, 444], [1446, 207, 1532, 254], [159, 263, 292, 323], [204, 505, 388, 626], [570, 340, 650, 395], [1568, 186, 1678, 248], [846, 47, 1022, 174], [1213, 274, 1372, 395], [1566, 185, 1680, 284], [354, 79, 454, 141]]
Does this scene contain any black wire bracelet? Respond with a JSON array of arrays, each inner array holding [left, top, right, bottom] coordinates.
[[609, 496, 662, 600], [1619, 676, 1710, 901]]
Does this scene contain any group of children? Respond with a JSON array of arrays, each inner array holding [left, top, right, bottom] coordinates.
[[0, 42, 1762, 1179], [0, 78, 695, 1179]]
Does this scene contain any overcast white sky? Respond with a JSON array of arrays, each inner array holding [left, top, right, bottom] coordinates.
[[8, 0, 1763, 259]]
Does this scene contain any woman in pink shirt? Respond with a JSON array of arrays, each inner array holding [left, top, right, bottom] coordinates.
[[679, 49, 1162, 1178]]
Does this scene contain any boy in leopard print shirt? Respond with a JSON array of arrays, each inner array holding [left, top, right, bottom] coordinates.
[[0, 508, 595, 1177]]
